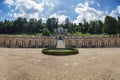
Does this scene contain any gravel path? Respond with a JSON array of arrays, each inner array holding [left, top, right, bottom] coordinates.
[[0, 48, 120, 80]]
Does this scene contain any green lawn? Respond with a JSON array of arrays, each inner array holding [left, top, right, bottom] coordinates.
[[66, 32, 106, 36], [48, 49, 71, 52], [0, 32, 107, 37]]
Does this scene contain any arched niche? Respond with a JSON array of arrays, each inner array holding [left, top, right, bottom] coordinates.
[[95, 40, 98, 47], [101, 40, 105, 47], [88, 40, 92, 47], [28, 40, 32, 47], [22, 40, 25, 47], [35, 40, 38, 48]]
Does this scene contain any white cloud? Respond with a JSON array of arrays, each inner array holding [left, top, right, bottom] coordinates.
[[56, 10, 66, 14], [74, 2, 120, 24], [110, 10, 117, 17], [109, 6, 120, 18], [4, 0, 14, 6], [4, 0, 56, 19], [74, 2, 105, 24], [91, 1, 94, 5], [41, 17, 47, 23], [49, 13, 68, 24], [43, 0, 55, 7], [117, 6, 120, 14]]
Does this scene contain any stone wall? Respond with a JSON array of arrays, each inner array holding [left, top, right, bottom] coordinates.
[[0, 35, 120, 48], [0, 35, 57, 48], [64, 35, 120, 48]]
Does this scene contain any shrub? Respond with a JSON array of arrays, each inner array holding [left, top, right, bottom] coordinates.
[[42, 48, 79, 56], [42, 28, 51, 36]]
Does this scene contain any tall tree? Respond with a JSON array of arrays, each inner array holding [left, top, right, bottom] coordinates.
[[0, 21, 3, 33], [46, 17, 58, 33], [65, 18, 69, 28], [117, 16, 120, 33], [88, 21, 95, 34], [98, 20, 103, 34], [0, 20, 13, 34], [103, 16, 117, 34], [13, 17, 27, 34], [72, 23, 80, 33], [65, 18, 71, 32], [36, 18, 43, 33], [81, 19, 89, 34], [78, 23, 83, 32], [26, 18, 38, 33]]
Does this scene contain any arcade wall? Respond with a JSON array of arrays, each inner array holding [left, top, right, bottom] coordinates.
[[64, 35, 120, 48], [0, 35, 120, 48], [0, 35, 57, 48]]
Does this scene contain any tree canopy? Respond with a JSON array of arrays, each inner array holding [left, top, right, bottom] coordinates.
[[0, 16, 120, 36]]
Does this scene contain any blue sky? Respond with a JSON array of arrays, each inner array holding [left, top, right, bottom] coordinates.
[[0, 0, 120, 24]]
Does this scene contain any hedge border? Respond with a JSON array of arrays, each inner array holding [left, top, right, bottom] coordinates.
[[42, 48, 79, 56]]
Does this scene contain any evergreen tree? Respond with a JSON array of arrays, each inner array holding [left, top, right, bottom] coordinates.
[[103, 16, 117, 34]]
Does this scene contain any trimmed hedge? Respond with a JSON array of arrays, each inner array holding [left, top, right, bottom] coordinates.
[[42, 48, 79, 56]]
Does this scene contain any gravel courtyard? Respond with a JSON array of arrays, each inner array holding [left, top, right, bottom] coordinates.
[[0, 48, 120, 80]]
